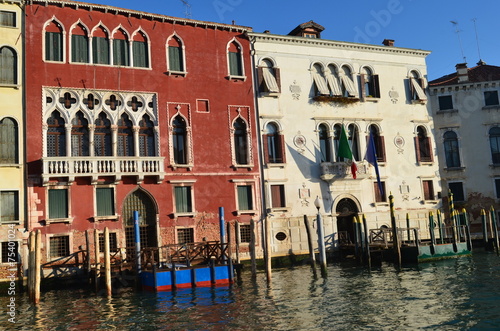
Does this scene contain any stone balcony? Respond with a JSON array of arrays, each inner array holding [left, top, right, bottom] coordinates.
[[42, 156, 165, 185], [320, 161, 369, 182]]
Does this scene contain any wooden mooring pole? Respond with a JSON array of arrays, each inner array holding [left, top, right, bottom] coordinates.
[[389, 194, 401, 267], [28, 231, 34, 301], [250, 219, 257, 279], [104, 227, 112, 296], [491, 206, 499, 255], [235, 222, 241, 264], [481, 209, 489, 249], [362, 214, 371, 268], [85, 230, 91, 284], [303, 215, 316, 271], [264, 216, 272, 283], [94, 229, 100, 292]]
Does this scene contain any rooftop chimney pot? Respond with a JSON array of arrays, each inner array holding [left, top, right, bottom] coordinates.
[[382, 39, 395, 46], [455, 63, 469, 83]]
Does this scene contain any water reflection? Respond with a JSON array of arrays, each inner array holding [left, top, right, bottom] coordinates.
[[3, 252, 500, 329]]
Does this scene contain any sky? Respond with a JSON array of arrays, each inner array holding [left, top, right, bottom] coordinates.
[[81, 0, 500, 80]]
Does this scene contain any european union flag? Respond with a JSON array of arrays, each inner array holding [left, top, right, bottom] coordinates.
[[365, 132, 384, 197]]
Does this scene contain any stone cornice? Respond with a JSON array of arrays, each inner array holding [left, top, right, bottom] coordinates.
[[247, 32, 430, 58], [29, 0, 252, 33], [430, 81, 500, 94]]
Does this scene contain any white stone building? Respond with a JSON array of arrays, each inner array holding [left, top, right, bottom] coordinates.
[[248, 21, 442, 257], [429, 61, 500, 231]]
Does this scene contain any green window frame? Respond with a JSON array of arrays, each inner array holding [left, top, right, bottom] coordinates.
[[132, 41, 148, 68], [174, 186, 192, 213], [237, 185, 253, 211], [168, 46, 183, 72], [96, 187, 115, 216], [1, 191, 18, 224], [0, 118, 18, 164], [71, 34, 89, 63], [45, 31, 63, 62], [0, 46, 16, 85], [48, 188, 68, 219]]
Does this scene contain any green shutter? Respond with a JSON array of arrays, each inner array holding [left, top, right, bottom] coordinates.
[[168, 46, 183, 71], [1, 191, 18, 223], [132, 41, 148, 68], [0, 118, 17, 164], [96, 188, 114, 216], [237, 186, 252, 210], [113, 39, 129, 66], [46, 32, 62, 62], [49, 189, 68, 219], [175, 186, 192, 213], [93, 37, 109, 64], [229, 51, 242, 76], [72, 35, 88, 63], [0, 46, 16, 84]]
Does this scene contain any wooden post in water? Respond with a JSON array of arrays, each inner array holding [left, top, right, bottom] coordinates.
[[104, 227, 112, 296], [235, 222, 241, 264], [226, 220, 232, 262], [389, 193, 401, 267], [314, 196, 327, 277], [85, 230, 91, 283], [28, 231, 34, 301], [94, 229, 100, 292], [362, 214, 371, 268], [437, 210, 444, 244], [249, 219, 257, 279], [354, 216, 362, 263], [490, 206, 499, 255], [406, 213, 411, 244], [481, 209, 489, 248], [264, 216, 272, 283], [429, 212, 436, 246], [34, 230, 41, 304], [303, 215, 316, 271], [462, 208, 472, 251]]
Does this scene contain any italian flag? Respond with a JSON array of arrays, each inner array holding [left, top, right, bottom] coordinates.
[[338, 124, 357, 179]]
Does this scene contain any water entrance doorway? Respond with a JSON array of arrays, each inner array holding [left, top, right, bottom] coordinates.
[[336, 198, 358, 245], [123, 188, 158, 250]]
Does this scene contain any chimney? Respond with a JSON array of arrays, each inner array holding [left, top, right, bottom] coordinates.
[[382, 39, 395, 46], [456, 63, 469, 83], [263, 30, 270, 34]]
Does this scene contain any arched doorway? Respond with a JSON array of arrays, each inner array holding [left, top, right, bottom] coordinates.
[[335, 198, 359, 245], [123, 188, 158, 250]]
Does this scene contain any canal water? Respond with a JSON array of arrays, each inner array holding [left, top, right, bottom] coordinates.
[[3, 251, 500, 330]]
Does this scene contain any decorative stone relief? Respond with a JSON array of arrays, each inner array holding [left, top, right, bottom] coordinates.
[[290, 80, 301, 100], [300, 183, 310, 207], [389, 87, 399, 104], [394, 133, 405, 154], [293, 131, 306, 154]]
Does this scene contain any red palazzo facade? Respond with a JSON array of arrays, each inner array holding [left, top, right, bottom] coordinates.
[[24, 0, 261, 262]]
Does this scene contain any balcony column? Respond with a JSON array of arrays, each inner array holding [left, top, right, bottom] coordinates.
[[111, 125, 118, 156], [65, 124, 72, 157], [88, 124, 95, 157], [133, 126, 140, 157]]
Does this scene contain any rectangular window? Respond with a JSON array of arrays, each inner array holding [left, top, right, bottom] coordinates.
[[168, 46, 183, 72], [448, 182, 465, 202], [422, 180, 434, 201], [237, 185, 253, 210], [0, 11, 16, 27], [2, 241, 19, 263], [48, 188, 68, 219], [49, 236, 70, 259], [1, 191, 18, 223], [495, 179, 500, 199], [438, 95, 453, 111], [270, 185, 286, 208], [45, 32, 63, 62], [133, 41, 148, 68], [239, 224, 252, 243], [96, 188, 115, 216], [374, 182, 387, 203], [98, 232, 118, 252], [174, 186, 192, 213], [485, 91, 499, 106], [177, 228, 194, 244]]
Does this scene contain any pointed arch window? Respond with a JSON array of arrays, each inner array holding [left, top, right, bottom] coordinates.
[[444, 131, 460, 168], [415, 126, 433, 163], [139, 115, 155, 157], [263, 122, 285, 164], [0, 118, 18, 164], [71, 111, 89, 156], [47, 111, 66, 157], [228, 41, 243, 77], [71, 24, 89, 63], [45, 21, 63, 62], [0, 47, 17, 85], [368, 125, 385, 162], [113, 29, 129, 66], [117, 113, 134, 156], [92, 26, 110, 65], [318, 124, 332, 162], [172, 115, 187, 164], [132, 32, 149, 68], [490, 127, 500, 165], [94, 112, 112, 157], [234, 118, 248, 165], [167, 36, 184, 73]]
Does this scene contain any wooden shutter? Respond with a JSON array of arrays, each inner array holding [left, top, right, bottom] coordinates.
[[279, 134, 286, 163], [374, 182, 382, 202], [377, 136, 386, 162], [372, 75, 381, 98], [133, 41, 148, 68], [360, 74, 366, 98], [96, 188, 114, 216], [274, 68, 281, 93], [48, 189, 68, 219], [426, 137, 434, 162], [257, 67, 264, 91], [414, 136, 421, 163], [262, 134, 270, 164], [168, 46, 182, 71], [271, 185, 285, 208]]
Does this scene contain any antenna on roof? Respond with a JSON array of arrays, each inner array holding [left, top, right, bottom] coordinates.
[[472, 18, 484, 64], [450, 20, 466, 63], [180, 0, 192, 19]]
